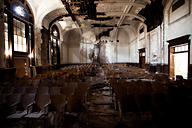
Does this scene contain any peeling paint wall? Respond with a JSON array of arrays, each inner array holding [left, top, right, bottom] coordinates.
[[34, 26, 42, 66], [41, 27, 49, 66], [34, 0, 192, 67]]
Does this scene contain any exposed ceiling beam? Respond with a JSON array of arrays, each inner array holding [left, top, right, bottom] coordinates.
[[117, 4, 133, 27], [106, 12, 146, 22], [95, 1, 146, 8]]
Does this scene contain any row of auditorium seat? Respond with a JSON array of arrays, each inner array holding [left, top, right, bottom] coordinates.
[[0, 81, 91, 127], [109, 78, 192, 121], [0, 93, 83, 127]]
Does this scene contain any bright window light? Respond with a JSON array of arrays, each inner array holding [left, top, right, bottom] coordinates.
[[15, 6, 25, 17]]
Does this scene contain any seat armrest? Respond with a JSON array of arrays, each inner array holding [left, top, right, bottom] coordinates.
[[27, 101, 35, 108], [27, 101, 35, 113], [10, 101, 20, 108], [44, 100, 51, 114], [10, 101, 20, 112], [44, 100, 51, 108]]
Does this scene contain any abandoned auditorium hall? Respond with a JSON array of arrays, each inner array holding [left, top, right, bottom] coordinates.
[[0, 0, 192, 128]]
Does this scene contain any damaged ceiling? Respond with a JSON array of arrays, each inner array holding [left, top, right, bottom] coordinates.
[[41, 0, 164, 41]]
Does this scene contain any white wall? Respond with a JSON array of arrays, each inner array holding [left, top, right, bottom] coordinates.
[[148, 26, 161, 64], [106, 43, 116, 63], [117, 43, 129, 63], [68, 44, 80, 63], [116, 28, 130, 63], [58, 0, 192, 65], [164, 0, 192, 64], [138, 38, 145, 50], [62, 43, 68, 63], [129, 39, 137, 63]]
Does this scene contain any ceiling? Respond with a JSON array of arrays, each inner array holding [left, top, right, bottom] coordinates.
[[41, 0, 164, 41]]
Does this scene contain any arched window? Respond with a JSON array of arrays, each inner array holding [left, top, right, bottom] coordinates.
[[51, 25, 60, 65], [4, 0, 34, 76]]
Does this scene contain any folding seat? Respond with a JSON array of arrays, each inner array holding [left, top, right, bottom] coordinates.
[[118, 94, 139, 121], [38, 82, 53, 87], [68, 82, 78, 89], [136, 83, 153, 112], [41, 74, 48, 79], [31, 78, 40, 87], [127, 83, 140, 95], [61, 86, 75, 99], [153, 74, 160, 81], [176, 75, 183, 81], [119, 83, 140, 117], [0, 94, 20, 118], [182, 80, 192, 97], [113, 73, 121, 79], [49, 87, 61, 96], [37, 86, 49, 94], [62, 82, 68, 87], [11, 79, 24, 87], [63, 78, 73, 83], [119, 73, 127, 80], [109, 79, 118, 97], [49, 94, 66, 114], [13, 87, 26, 95], [25, 94, 50, 127], [151, 81, 168, 113], [25, 87, 37, 94], [7, 94, 35, 120], [78, 82, 91, 99], [151, 81, 164, 93], [74, 85, 88, 103], [160, 74, 170, 83], [106, 73, 113, 79], [113, 85, 127, 110], [64, 94, 82, 126], [2, 87, 15, 95], [49, 94, 66, 127], [118, 79, 127, 84]]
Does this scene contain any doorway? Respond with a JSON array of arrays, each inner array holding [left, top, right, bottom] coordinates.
[[139, 48, 145, 69], [168, 35, 190, 80], [170, 44, 188, 79]]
